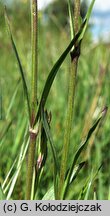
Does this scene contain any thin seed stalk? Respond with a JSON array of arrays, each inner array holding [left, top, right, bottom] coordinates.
[[59, 0, 80, 199], [26, 0, 38, 200]]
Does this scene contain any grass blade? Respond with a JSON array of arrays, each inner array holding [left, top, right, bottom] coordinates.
[[78, 174, 93, 200], [2, 158, 17, 191], [34, 20, 86, 125], [5, 129, 29, 199], [42, 185, 55, 200], [78, 0, 96, 41], [41, 109, 58, 171], [84, 171, 94, 200], [68, 0, 74, 39], [62, 112, 104, 199], [84, 164, 102, 200], [34, 1, 95, 125], [79, 165, 102, 200], [41, 108, 59, 198], [0, 186, 6, 200], [69, 161, 86, 184], [0, 120, 12, 147], [64, 163, 88, 199], [6, 79, 21, 119], [4, 7, 31, 122]]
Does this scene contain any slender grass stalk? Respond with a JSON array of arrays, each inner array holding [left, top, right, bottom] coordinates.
[[59, 0, 81, 199], [26, 0, 38, 200], [31, 0, 38, 127], [73, 0, 80, 35]]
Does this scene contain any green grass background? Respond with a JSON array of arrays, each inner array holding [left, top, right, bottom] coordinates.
[[0, 0, 110, 199]]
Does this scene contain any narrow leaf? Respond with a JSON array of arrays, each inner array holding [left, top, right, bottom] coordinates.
[[79, 165, 102, 200], [41, 109, 58, 171], [84, 171, 94, 200], [63, 162, 85, 199], [6, 79, 21, 119], [0, 120, 12, 147], [78, 176, 92, 200], [5, 130, 29, 199], [62, 114, 103, 199], [78, 0, 95, 41], [70, 116, 102, 173], [69, 161, 85, 184], [4, 7, 31, 121], [2, 158, 17, 191], [34, 20, 86, 125], [35, 0, 95, 125], [42, 185, 55, 200], [68, 0, 74, 39], [0, 186, 6, 200], [41, 108, 59, 198]]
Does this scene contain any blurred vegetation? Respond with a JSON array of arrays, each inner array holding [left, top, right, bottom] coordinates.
[[0, 0, 110, 199], [44, 0, 88, 27]]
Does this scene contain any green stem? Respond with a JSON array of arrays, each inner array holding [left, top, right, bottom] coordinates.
[[58, 0, 80, 199], [31, 0, 38, 127], [74, 0, 80, 35], [26, 0, 38, 200], [26, 131, 37, 199]]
